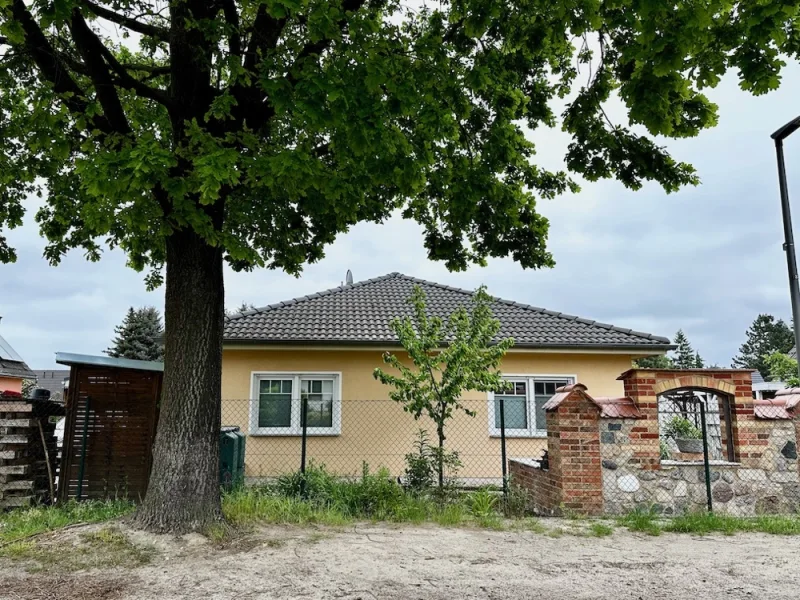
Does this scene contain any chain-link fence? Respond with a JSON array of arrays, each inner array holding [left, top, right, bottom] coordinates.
[[221, 397, 548, 492]]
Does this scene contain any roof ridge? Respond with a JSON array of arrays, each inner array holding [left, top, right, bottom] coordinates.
[[224, 272, 403, 321]]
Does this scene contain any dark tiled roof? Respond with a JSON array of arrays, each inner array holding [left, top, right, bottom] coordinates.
[[0, 358, 35, 380], [790, 346, 797, 360], [225, 273, 672, 350]]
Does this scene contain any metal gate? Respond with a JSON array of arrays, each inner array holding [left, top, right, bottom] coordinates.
[[658, 388, 734, 512]]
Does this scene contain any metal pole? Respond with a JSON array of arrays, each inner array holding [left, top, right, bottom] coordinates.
[[773, 119, 800, 381], [699, 402, 713, 513], [300, 396, 308, 499], [76, 397, 91, 501], [499, 396, 508, 501]]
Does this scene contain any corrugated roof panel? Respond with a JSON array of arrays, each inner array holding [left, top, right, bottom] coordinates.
[[0, 333, 24, 362], [56, 352, 163, 372]]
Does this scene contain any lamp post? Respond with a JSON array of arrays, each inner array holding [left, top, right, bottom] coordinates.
[[771, 116, 800, 381]]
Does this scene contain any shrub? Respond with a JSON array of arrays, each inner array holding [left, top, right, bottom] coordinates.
[[664, 416, 702, 440], [468, 488, 499, 519]]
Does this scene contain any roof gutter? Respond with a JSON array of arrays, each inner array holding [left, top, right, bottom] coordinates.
[[222, 339, 676, 353]]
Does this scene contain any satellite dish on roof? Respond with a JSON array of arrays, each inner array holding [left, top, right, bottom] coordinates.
[[346, 270, 354, 286]]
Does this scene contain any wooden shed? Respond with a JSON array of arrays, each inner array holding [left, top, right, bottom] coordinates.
[[56, 353, 163, 502]]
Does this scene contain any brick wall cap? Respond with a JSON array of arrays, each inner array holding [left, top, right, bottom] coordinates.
[[618, 368, 754, 380], [593, 397, 645, 419]]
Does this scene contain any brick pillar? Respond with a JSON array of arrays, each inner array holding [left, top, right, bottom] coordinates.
[[547, 386, 603, 515], [621, 372, 660, 470]]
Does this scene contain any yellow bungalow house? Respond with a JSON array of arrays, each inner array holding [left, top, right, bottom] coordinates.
[[221, 273, 673, 482]]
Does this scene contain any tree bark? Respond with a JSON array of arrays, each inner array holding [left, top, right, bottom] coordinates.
[[131, 227, 224, 533]]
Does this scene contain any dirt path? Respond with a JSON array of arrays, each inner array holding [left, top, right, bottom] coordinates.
[[3, 524, 800, 599]]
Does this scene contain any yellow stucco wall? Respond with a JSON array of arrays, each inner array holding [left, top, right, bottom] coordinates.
[[0, 376, 22, 394], [222, 348, 635, 480]]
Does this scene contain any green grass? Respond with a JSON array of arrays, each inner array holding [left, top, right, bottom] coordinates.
[[664, 512, 800, 535], [616, 507, 662, 536], [0, 526, 154, 572], [589, 522, 614, 537], [616, 509, 800, 536], [0, 500, 135, 546]]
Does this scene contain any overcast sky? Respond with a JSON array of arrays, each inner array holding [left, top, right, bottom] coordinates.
[[3, 64, 800, 369]]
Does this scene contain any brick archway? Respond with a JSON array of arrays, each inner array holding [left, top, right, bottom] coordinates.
[[653, 375, 736, 397]]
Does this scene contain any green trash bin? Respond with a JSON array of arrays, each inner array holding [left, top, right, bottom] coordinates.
[[220, 426, 240, 490], [235, 429, 246, 484]]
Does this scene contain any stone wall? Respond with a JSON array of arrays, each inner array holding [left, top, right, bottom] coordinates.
[[512, 370, 800, 517]]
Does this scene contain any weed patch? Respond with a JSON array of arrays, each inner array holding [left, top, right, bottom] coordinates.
[[0, 526, 154, 573], [0, 500, 134, 546], [616, 507, 662, 536]]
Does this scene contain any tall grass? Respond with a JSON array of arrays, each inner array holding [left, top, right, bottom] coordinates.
[[0, 500, 135, 545], [617, 507, 800, 536], [222, 463, 510, 527]]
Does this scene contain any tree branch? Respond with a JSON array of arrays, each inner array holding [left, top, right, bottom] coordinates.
[[8, 0, 116, 135], [71, 8, 171, 107], [69, 8, 132, 134], [82, 0, 169, 42], [219, 0, 241, 57]]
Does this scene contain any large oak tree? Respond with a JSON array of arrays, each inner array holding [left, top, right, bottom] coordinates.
[[1, 0, 797, 532]]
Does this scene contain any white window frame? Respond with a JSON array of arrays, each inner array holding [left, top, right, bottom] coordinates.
[[249, 371, 342, 436], [488, 373, 576, 438]]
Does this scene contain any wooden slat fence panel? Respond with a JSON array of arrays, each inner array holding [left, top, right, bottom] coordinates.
[[58, 365, 161, 502]]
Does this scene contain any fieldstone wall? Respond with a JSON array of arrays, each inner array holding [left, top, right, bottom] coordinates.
[[600, 404, 800, 515]]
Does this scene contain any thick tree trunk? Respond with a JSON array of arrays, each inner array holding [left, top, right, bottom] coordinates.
[[131, 227, 224, 533]]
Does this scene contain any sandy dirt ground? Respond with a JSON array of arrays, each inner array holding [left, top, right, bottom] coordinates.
[[2, 523, 800, 600]]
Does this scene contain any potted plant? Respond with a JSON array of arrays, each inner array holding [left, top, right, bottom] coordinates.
[[664, 416, 704, 453]]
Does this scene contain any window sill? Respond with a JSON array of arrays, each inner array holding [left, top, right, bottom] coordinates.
[[490, 432, 547, 439]]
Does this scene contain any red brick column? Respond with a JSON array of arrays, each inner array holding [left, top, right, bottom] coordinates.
[[547, 386, 603, 515], [621, 373, 660, 470]]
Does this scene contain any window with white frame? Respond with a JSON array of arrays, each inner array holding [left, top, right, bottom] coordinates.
[[488, 375, 574, 437], [250, 372, 341, 435]]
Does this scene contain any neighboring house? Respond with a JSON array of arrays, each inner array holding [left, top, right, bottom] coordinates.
[[0, 322, 35, 393], [751, 370, 783, 400], [32, 370, 71, 402], [221, 272, 673, 479]]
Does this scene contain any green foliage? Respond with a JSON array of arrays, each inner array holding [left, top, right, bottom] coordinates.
[[105, 306, 164, 361], [660, 439, 672, 460], [20, 377, 36, 397], [765, 352, 800, 387], [1, 0, 764, 275], [467, 488, 499, 519], [375, 285, 512, 488], [664, 512, 800, 536], [403, 429, 462, 495], [502, 480, 530, 518], [616, 506, 662, 536], [664, 416, 702, 440], [589, 522, 614, 537], [226, 302, 256, 318], [634, 354, 674, 369], [671, 330, 703, 369], [733, 315, 795, 378]]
